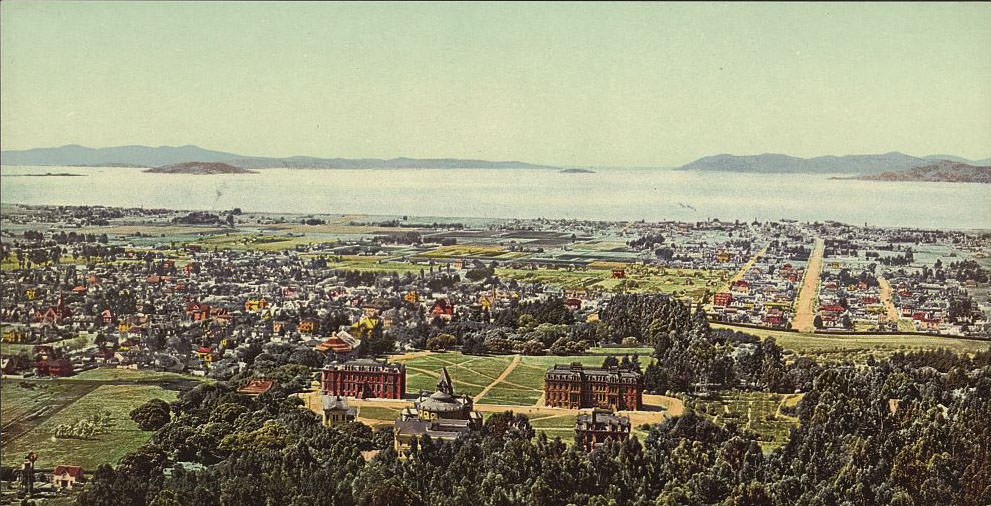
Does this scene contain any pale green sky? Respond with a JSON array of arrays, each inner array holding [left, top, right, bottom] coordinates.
[[1, 1, 989, 166]]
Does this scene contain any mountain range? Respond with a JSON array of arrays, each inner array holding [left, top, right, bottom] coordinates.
[[678, 152, 991, 174], [0, 144, 558, 170]]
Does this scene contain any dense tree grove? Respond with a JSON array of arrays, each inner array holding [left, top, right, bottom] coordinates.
[[70, 295, 991, 506]]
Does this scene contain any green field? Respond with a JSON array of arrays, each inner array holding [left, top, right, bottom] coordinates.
[[396, 350, 655, 406], [190, 232, 334, 251], [685, 391, 798, 452], [711, 323, 991, 362], [66, 367, 206, 383], [2, 383, 178, 470], [495, 266, 730, 301], [400, 352, 514, 398], [355, 406, 402, 423]]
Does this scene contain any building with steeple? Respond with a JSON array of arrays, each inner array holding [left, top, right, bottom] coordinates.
[[393, 367, 482, 455]]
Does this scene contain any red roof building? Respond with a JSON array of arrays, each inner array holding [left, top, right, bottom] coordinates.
[[713, 292, 733, 307], [237, 379, 274, 397]]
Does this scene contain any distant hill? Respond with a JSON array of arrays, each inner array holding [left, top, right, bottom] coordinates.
[[0, 144, 559, 170], [225, 156, 558, 170], [0, 144, 242, 167], [852, 161, 991, 184], [678, 152, 974, 175], [145, 162, 257, 175]]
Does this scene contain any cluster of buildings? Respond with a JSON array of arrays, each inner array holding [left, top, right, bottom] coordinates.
[[317, 358, 643, 451], [710, 238, 811, 328]]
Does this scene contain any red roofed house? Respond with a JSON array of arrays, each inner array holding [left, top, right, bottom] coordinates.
[[713, 292, 733, 307], [314, 330, 359, 356], [430, 299, 454, 321], [238, 379, 274, 397], [52, 465, 84, 489], [37, 358, 75, 377]]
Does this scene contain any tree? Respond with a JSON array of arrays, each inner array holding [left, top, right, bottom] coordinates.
[[426, 333, 455, 351], [130, 398, 171, 431]]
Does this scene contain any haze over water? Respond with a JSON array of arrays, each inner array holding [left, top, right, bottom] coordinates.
[[2, 166, 988, 230]]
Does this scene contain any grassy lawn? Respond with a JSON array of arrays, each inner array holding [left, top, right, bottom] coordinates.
[[685, 391, 798, 452], [356, 406, 401, 422], [397, 350, 658, 406], [399, 352, 513, 398], [710, 323, 991, 361], [2, 384, 178, 470]]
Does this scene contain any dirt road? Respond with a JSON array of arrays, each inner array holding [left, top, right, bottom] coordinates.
[[792, 238, 825, 332], [877, 276, 901, 322], [719, 243, 770, 293], [301, 391, 685, 427]]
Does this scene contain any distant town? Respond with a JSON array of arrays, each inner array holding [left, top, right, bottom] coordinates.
[[2, 203, 989, 503]]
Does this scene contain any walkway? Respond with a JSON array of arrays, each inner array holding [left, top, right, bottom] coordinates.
[[473, 354, 521, 402], [792, 238, 825, 332]]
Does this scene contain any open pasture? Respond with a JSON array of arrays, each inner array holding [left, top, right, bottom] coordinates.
[[1, 383, 178, 470]]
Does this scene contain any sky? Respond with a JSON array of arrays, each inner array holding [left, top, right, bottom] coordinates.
[[1, 2, 989, 167]]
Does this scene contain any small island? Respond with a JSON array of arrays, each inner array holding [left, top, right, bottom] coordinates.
[[144, 161, 258, 175], [18, 172, 86, 177], [560, 168, 596, 174]]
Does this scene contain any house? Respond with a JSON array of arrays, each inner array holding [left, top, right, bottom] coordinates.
[[52, 465, 84, 489], [38, 358, 74, 377], [713, 292, 733, 307], [298, 317, 319, 333], [430, 299, 454, 321], [195, 346, 215, 364], [237, 379, 274, 397], [314, 330, 359, 356], [244, 298, 268, 312], [611, 269, 626, 279], [321, 395, 357, 426]]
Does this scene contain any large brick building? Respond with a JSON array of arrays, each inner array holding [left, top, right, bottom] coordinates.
[[544, 363, 642, 411], [321, 359, 406, 399]]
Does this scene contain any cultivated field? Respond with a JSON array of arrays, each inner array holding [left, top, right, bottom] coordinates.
[[685, 391, 800, 452], [1, 381, 178, 470], [418, 245, 529, 260]]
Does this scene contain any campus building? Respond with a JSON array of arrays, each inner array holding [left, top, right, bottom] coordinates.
[[544, 363, 643, 411], [575, 408, 631, 450], [320, 358, 406, 399], [393, 368, 482, 454]]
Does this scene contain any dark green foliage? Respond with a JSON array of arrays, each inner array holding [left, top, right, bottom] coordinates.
[[130, 398, 172, 431], [74, 299, 991, 506]]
